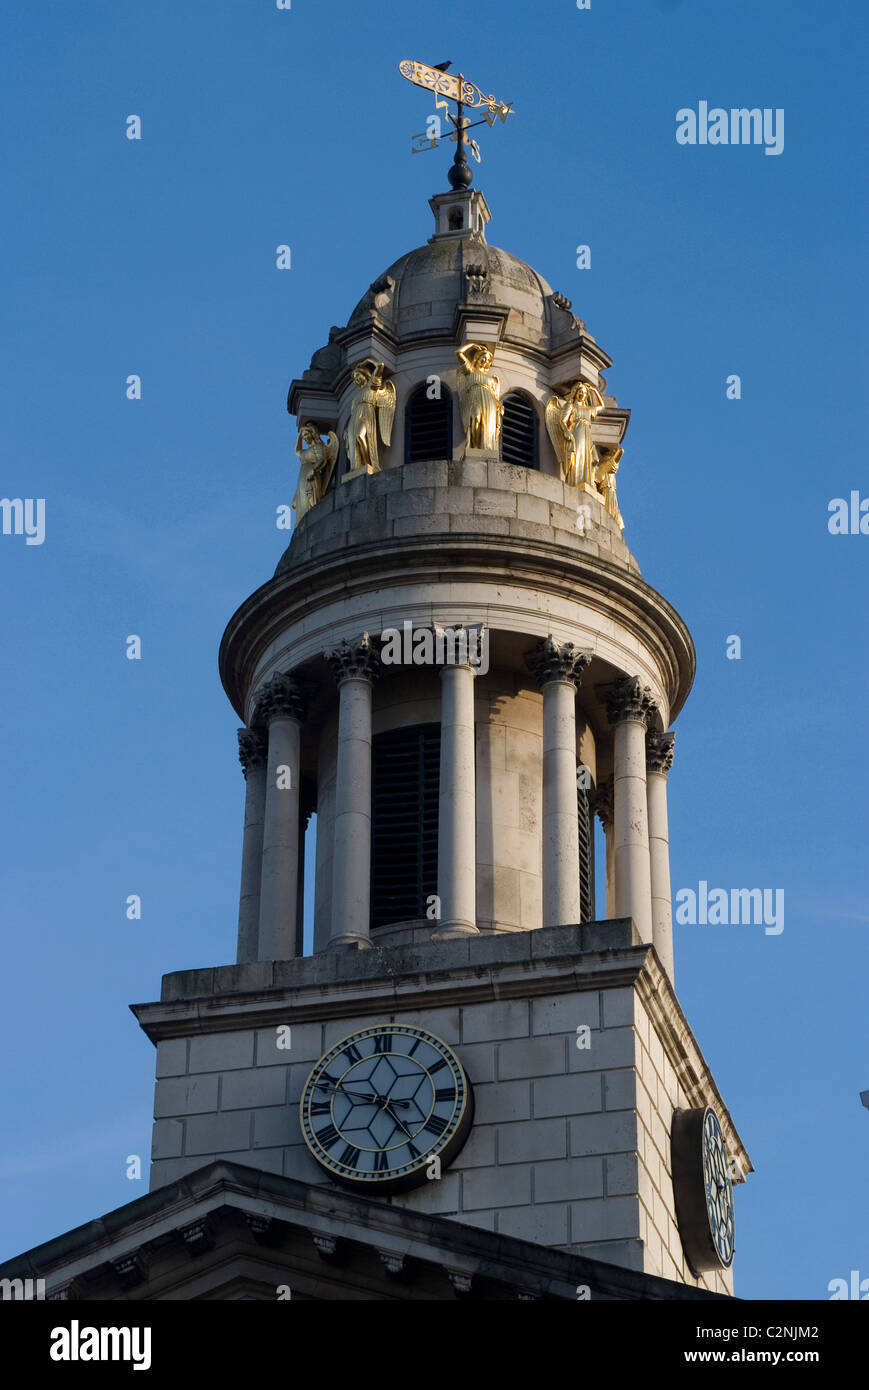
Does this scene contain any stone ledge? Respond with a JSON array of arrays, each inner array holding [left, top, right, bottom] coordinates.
[[152, 919, 638, 1005]]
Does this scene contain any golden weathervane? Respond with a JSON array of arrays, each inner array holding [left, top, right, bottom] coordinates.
[[398, 59, 514, 189]]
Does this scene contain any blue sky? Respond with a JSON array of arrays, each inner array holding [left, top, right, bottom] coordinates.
[[1, 0, 866, 1299]]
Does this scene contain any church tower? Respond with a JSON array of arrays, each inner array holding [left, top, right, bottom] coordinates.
[[134, 167, 751, 1295], [1, 91, 750, 1302]]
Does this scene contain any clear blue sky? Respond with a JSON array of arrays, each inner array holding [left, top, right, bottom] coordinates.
[[1, 0, 866, 1299]]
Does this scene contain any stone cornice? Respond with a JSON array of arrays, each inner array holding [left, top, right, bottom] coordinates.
[[219, 534, 695, 726], [0, 1160, 728, 1303]]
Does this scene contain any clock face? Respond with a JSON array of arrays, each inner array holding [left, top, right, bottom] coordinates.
[[702, 1108, 735, 1268], [671, 1106, 735, 1273], [300, 1025, 473, 1192]]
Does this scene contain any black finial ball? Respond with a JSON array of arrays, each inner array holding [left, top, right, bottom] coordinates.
[[448, 160, 473, 190]]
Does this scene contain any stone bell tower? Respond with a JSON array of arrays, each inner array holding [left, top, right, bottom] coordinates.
[[126, 179, 750, 1299]]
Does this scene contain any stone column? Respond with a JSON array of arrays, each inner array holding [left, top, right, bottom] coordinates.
[[605, 677, 656, 944], [255, 672, 305, 961], [325, 635, 380, 948], [527, 637, 593, 929], [433, 648, 479, 939], [646, 731, 676, 983], [594, 778, 615, 921], [235, 728, 267, 964]]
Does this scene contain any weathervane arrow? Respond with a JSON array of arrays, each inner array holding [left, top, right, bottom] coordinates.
[[399, 59, 514, 189]]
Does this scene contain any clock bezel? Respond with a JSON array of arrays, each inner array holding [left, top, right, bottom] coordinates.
[[299, 1023, 474, 1193]]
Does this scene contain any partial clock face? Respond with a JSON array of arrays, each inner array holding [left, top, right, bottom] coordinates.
[[672, 1106, 735, 1273], [702, 1108, 735, 1268], [300, 1025, 473, 1192]]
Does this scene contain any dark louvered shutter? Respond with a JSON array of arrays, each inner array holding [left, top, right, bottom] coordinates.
[[404, 384, 453, 464], [500, 392, 539, 468], [371, 724, 441, 929], [578, 785, 595, 923]]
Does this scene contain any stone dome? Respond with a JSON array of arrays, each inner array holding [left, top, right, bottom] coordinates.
[[343, 189, 595, 358]]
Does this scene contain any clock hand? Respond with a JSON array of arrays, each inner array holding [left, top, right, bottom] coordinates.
[[316, 1082, 413, 1107], [315, 1082, 412, 1108], [383, 1103, 413, 1138], [315, 1083, 379, 1103]]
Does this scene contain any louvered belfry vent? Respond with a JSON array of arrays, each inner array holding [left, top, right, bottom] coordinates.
[[500, 392, 539, 468], [404, 383, 453, 464], [371, 723, 441, 929], [578, 784, 595, 923]]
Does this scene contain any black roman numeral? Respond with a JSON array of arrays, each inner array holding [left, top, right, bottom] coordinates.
[[434, 1087, 454, 1104], [311, 1100, 331, 1116], [428, 1057, 448, 1074], [423, 1114, 448, 1137], [339, 1144, 360, 1168], [316, 1123, 340, 1150], [373, 1033, 391, 1053], [374, 1150, 390, 1172], [344, 1044, 362, 1064]]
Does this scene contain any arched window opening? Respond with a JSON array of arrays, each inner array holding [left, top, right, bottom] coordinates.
[[500, 392, 539, 469], [404, 382, 454, 464]]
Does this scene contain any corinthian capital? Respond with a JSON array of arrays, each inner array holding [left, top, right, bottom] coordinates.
[[252, 671, 305, 726], [526, 636, 593, 688], [604, 676, 657, 728], [237, 727, 268, 777], [646, 731, 675, 775], [324, 632, 381, 685], [593, 777, 613, 829]]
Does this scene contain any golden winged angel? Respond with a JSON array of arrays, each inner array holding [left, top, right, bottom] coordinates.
[[344, 359, 396, 473], [291, 423, 339, 521], [544, 380, 605, 487], [456, 342, 503, 452]]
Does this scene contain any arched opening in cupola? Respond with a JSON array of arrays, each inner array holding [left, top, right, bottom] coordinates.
[[404, 382, 454, 465], [500, 391, 539, 469]]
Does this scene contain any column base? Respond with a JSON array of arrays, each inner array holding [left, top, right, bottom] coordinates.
[[431, 920, 479, 940], [328, 932, 373, 950], [461, 446, 498, 461]]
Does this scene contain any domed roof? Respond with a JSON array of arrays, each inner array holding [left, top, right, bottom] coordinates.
[[346, 214, 592, 355], [288, 189, 611, 405]]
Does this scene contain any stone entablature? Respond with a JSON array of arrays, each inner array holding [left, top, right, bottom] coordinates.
[[221, 462, 693, 735]]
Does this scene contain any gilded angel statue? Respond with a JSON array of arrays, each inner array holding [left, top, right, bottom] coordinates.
[[456, 342, 503, 452], [344, 359, 396, 473], [594, 446, 624, 529], [292, 423, 339, 520], [544, 380, 605, 487]]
